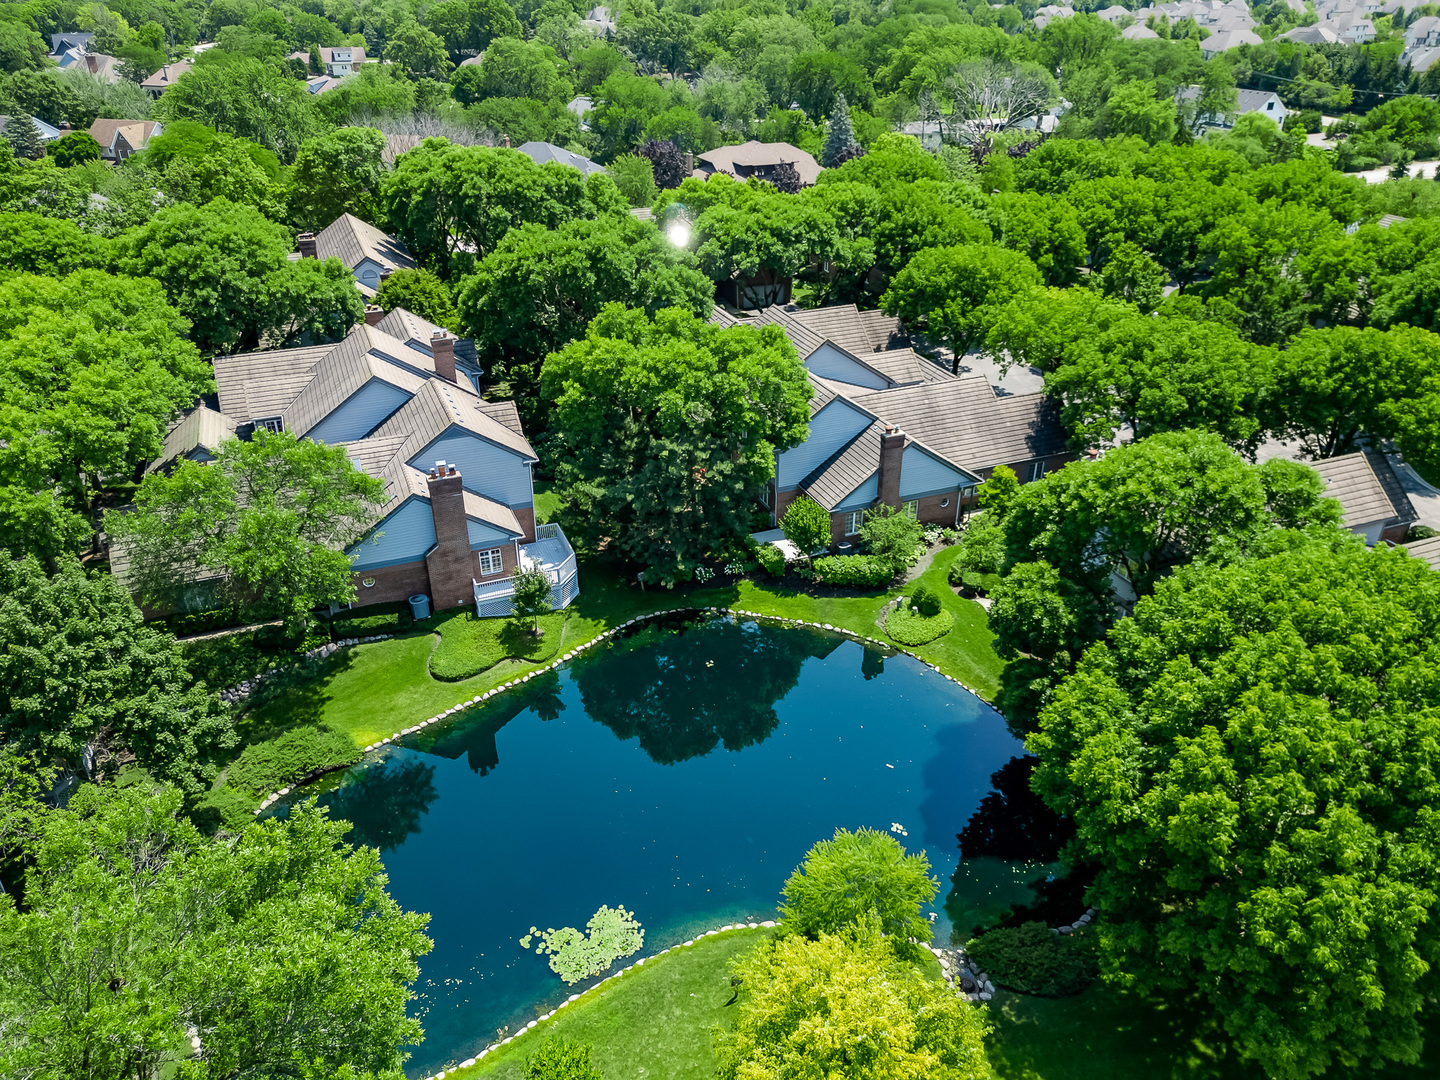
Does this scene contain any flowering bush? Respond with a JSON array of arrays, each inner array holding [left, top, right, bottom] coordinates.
[[724, 560, 745, 575], [694, 565, 715, 582]]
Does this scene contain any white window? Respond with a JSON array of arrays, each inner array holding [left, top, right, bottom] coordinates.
[[256, 417, 284, 434], [477, 548, 504, 576], [1027, 460, 1047, 482], [842, 510, 864, 536], [961, 486, 977, 500], [903, 500, 919, 520]]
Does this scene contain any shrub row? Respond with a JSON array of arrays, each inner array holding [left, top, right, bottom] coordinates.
[[224, 726, 361, 798], [813, 555, 893, 588]]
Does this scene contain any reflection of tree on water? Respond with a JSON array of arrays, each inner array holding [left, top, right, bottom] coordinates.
[[944, 755, 1075, 938], [574, 620, 834, 765], [324, 756, 438, 851], [423, 671, 566, 774], [861, 647, 886, 681]]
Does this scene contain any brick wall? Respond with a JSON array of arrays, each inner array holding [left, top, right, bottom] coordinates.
[[351, 559, 431, 607], [426, 465, 476, 612], [515, 506, 536, 544]]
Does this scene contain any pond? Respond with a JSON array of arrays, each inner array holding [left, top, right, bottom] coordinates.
[[270, 614, 1049, 1076]]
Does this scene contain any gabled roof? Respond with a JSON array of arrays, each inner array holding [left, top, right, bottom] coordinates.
[[463, 490, 524, 537], [750, 306, 825, 359], [849, 379, 1070, 473], [803, 420, 887, 510], [863, 349, 952, 388], [88, 118, 161, 151], [370, 378, 538, 465], [147, 405, 237, 473], [282, 331, 429, 438], [1310, 451, 1417, 529], [787, 304, 909, 355], [141, 61, 190, 89], [313, 213, 416, 278], [214, 343, 336, 424], [515, 141, 605, 176], [374, 307, 480, 372], [1403, 535, 1440, 571]]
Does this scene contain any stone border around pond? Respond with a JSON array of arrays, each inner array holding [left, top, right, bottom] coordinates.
[[254, 609, 989, 815], [418, 920, 780, 1080]]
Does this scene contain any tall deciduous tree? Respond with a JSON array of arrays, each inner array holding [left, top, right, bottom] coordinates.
[[109, 431, 386, 630], [0, 784, 432, 1080], [374, 268, 459, 330], [540, 304, 810, 585], [0, 270, 210, 560], [153, 56, 322, 163], [457, 213, 712, 369], [287, 125, 388, 233], [881, 244, 1042, 372], [424, 0, 522, 66], [1029, 534, 1440, 1079], [0, 555, 233, 792], [116, 197, 363, 354]]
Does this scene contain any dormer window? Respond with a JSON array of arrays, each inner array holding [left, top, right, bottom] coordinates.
[[256, 417, 284, 434]]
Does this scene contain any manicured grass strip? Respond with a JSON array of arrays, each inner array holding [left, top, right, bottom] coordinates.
[[444, 928, 767, 1080]]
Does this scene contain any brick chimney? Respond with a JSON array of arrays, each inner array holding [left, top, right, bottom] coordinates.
[[431, 330, 457, 383], [363, 304, 384, 326], [877, 426, 907, 508], [380, 266, 392, 283], [297, 232, 318, 259], [425, 461, 474, 612]]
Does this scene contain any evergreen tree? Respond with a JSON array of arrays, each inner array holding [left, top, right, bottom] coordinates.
[[4, 110, 43, 160], [821, 93, 857, 169], [308, 44, 323, 75]]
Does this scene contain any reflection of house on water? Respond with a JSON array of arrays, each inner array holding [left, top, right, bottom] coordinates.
[[415, 617, 896, 774]]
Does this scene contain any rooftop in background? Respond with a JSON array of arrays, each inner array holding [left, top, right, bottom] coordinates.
[[1311, 450, 1418, 543], [141, 61, 191, 93], [301, 213, 417, 298], [515, 141, 606, 176], [696, 141, 823, 187]]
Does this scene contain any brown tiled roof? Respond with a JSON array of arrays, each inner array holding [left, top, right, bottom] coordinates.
[[789, 305, 907, 355], [475, 400, 524, 437], [1310, 451, 1417, 529], [313, 213, 415, 279], [141, 61, 190, 89], [708, 304, 739, 329], [860, 349, 950, 388], [374, 307, 479, 371], [803, 420, 885, 510], [849, 380, 1070, 473], [370, 379, 538, 464], [696, 141, 822, 186], [147, 405, 236, 473], [88, 118, 160, 151], [750, 306, 824, 359], [214, 343, 335, 423], [807, 377, 838, 417], [282, 332, 428, 438], [1403, 535, 1440, 570]]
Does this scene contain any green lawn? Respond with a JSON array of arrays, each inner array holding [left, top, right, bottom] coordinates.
[[446, 928, 765, 1079], [236, 545, 1004, 752]]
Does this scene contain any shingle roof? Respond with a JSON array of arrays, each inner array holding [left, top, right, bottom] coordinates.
[[88, 119, 160, 150], [788, 305, 909, 355], [141, 61, 190, 89], [1310, 451, 1417, 529], [214, 343, 335, 424], [849, 379, 1070, 473], [515, 141, 606, 176], [803, 420, 886, 510], [1403, 535, 1440, 571], [697, 141, 823, 186], [370, 379, 538, 465], [282, 331, 428, 438], [750, 306, 824, 359], [475, 400, 525, 436], [147, 406, 236, 473], [312, 213, 416, 279], [463, 490, 524, 536], [864, 349, 952, 387], [708, 304, 740, 329], [374, 307, 480, 372]]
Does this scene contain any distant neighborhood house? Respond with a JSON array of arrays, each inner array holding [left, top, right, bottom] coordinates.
[[1177, 86, 1289, 130], [141, 61, 191, 95], [285, 45, 367, 76], [89, 119, 163, 161], [695, 141, 823, 187], [1310, 450, 1417, 545], [0, 114, 61, 144]]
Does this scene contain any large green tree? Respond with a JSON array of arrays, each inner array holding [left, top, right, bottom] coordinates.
[[0, 555, 233, 792], [152, 55, 322, 163], [381, 139, 626, 277], [109, 431, 386, 630], [287, 125, 388, 233], [1030, 534, 1440, 1078], [881, 244, 1042, 373], [116, 197, 363, 354], [540, 304, 810, 585], [0, 270, 210, 561], [457, 212, 712, 369], [424, 0, 522, 65], [0, 783, 432, 1079]]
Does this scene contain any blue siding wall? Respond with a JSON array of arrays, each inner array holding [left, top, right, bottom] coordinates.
[[805, 343, 889, 390], [411, 428, 534, 508], [776, 399, 871, 490], [468, 519, 516, 548], [355, 257, 385, 292], [307, 379, 412, 444], [835, 473, 878, 511], [349, 497, 435, 569], [899, 445, 966, 499]]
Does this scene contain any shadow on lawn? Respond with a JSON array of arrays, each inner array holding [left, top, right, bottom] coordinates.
[[235, 646, 359, 743]]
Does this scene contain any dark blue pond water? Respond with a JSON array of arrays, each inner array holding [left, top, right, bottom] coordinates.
[[274, 615, 1038, 1076]]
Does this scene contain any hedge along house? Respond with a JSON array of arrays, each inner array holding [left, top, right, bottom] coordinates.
[[143, 309, 577, 617], [729, 304, 1072, 544]]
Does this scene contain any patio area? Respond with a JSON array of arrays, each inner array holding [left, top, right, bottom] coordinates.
[[473, 523, 580, 617]]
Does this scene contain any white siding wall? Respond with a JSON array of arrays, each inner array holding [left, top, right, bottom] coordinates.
[[834, 473, 878, 511], [349, 497, 435, 569], [468, 519, 516, 547], [411, 428, 535, 507], [805, 343, 889, 390], [776, 400, 871, 490], [899, 445, 966, 499], [306, 379, 412, 444]]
